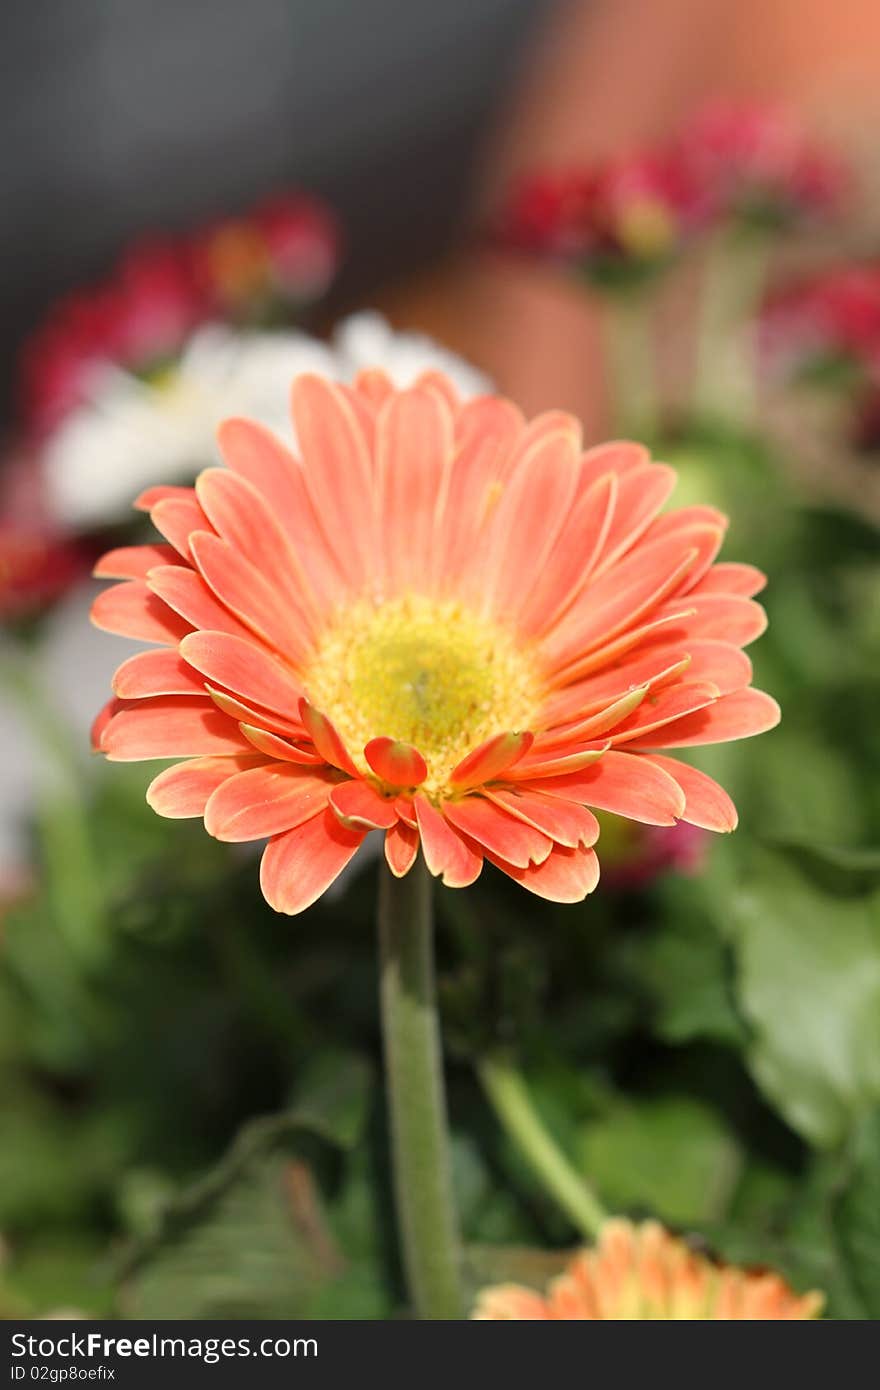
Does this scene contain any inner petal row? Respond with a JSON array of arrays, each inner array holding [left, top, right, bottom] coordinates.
[[303, 594, 543, 793]]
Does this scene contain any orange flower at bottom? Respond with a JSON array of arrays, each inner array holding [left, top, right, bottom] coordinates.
[[473, 1220, 823, 1320]]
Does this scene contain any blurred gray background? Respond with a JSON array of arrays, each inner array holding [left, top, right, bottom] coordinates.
[[0, 0, 545, 422]]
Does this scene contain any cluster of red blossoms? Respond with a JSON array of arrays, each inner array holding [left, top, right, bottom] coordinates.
[[0, 526, 87, 626], [763, 263, 880, 448], [494, 102, 848, 285], [16, 192, 342, 439]]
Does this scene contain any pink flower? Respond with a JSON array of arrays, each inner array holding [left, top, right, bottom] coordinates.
[[762, 264, 880, 382], [17, 192, 341, 437], [194, 194, 341, 317], [18, 241, 205, 436], [0, 525, 87, 624], [494, 154, 700, 285], [679, 101, 849, 229], [598, 815, 708, 890]]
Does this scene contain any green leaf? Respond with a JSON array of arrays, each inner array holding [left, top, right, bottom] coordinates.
[[122, 1056, 379, 1318], [634, 911, 745, 1047], [125, 1149, 343, 1318], [726, 845, 880, 1147], [834, 1109, 880, 1316], [577, 1095, 742, 1226], [289, 1049, 372, 1151]]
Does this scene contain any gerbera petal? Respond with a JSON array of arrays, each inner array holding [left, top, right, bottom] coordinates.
[[449, 730, 533, 790], [590, 464, 678, 577], [484, 787, 600, 848], [290, 374, 376, 585], [519, 471, 618, 636], [481, 430, 580, 619], [472, 1287, 552, 1320], [239, 724, 323, 763], [607, 681, 720, 746], [691, 562, 767, 598], [330, 779, 399, 830], [145, 564, 254, 641], [650, 594, 767, 647], [91, 697, 124, 751], [545, 530, 717, 670], [384, 821, 420, 877], [146, 754, 266, 818], [179, 631, 302, 718], [411, 368, 460, 409], [190, 531, 312, 664], [487, 842, 600, 902], [513, 409, 582, 455], [260, 809, 366, 915], [539, 685, 651, 746], [677, 640, 752, 694], [206, 688, 306, 741], [195, 468, 320, 628], [100, 696, 253, 760], [300, 701, 360, 776], [203, 762, 337, 842], [443, 795, 552, 868], [364, 737, 428, 788], [93, 544, 179, 580], [134, 483, 194, 512], [216, 417, 347, 610], [578, 440, 649, 487], [91, 580, 191, 645], [539, 651, 691, 728], [643, 754, 738, 832], [352, 367, 395, 407], [543, 643, 748, 730], [439, 397, 523, 583], [503, 743, 609, 781], [376, 386, 454, 594], [414, 796, 483, 887], [628, 688, 781, 749], [454, 395, 526, 456], [112, 649, 205, 699], [150, 494, 216, 560], [216, 417, 304, 521], [394, 796, 418, 828], [529, 748, 686, 825], [552, 607, 696, 686]]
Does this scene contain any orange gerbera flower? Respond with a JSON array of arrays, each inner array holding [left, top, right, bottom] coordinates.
[[91, 371, 778, 913], [472, 1219, 823, 1320]]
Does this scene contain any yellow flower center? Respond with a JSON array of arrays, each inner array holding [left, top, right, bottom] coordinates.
[[617, 199, 676, 259], [304, 595, 542, 793]]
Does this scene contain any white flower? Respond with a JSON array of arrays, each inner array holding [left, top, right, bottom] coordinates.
[[330, 311, 490, 399], [43, 314, 490, 531]]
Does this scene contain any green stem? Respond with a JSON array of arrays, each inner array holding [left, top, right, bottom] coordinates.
[[693, 228, 772, 426], [478, 1052, 606, 1240], [378, 859, 462, 1318], [603, 291, 659, 438]]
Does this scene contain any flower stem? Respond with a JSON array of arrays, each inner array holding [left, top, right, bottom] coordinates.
[[477, 1052, 606, 1240], [603, 291, 659, 438], [378, 859, 463, 1318], [693, 228, 771, 426]]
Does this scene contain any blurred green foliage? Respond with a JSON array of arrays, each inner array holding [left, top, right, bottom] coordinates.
[[0, 421, 878, 1319]]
